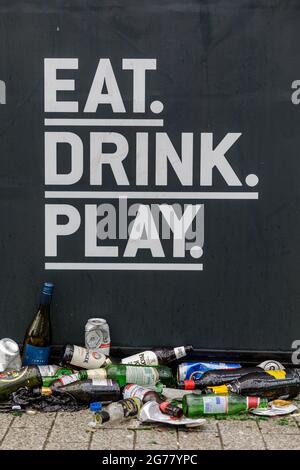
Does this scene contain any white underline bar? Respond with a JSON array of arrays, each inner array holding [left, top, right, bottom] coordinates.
[[45, 263, 203, 271], [44, 118, 164, 127], [45, 191, 258, 200]]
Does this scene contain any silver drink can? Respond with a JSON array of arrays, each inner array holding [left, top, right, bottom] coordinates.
[[85, 318, 110, 356], [0, 338, 22, 372]]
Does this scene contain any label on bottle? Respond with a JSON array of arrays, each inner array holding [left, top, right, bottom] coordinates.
[[202, 396, 228, 414], [119, 398, 141, 418], [125, 366, 159, 385], [58, 373, 80, 386], [0, 368, 28, 383], [174, 347, 186, 359], [123, 384, 148, 401], [86, 369, 107, 380], [92, 379, 113, 386], [38, 365, 59, 377], [266, 370, 286, 379], [71, 345, 106, 369], [121, 351, 158, 366], [23, 345, 51, 366]]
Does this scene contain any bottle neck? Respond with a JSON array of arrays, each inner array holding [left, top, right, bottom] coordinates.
[[39, 293, 52, 306], [39, 282, 54, 306]]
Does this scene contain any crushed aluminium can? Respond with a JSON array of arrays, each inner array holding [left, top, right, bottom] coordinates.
[[177, 361, 241, 381], [85, 318, 111, 356]]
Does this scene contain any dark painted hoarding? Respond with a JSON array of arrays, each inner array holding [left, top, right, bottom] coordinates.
[[0, 0, 299, 354]]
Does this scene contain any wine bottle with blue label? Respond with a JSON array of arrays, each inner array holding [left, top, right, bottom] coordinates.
[[22, 282, 54, 366]]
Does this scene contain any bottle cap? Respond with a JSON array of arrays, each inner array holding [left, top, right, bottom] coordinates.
[[90, 402, 103, 412], [41, 387, 52, 396], [42, 282, 54, 296], [184, 380, 196, 390]]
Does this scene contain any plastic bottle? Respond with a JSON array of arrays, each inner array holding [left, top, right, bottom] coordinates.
[[88, 402, 103, 429], [99, 397, 142, 424]]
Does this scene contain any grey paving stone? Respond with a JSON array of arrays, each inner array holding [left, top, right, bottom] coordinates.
[[178, 430, 222, 450], [48, 423, 90, 444], [54, 410, 90, 426], [218, 420, 265, 450], [135, 428, 178, 450], [0, 414, 14, 428], [258, 416, 299, 434], [12, 412, 56, 429], [90, 429, 134, 450], [264, 433, 300, 450], [0, 426, 49, 450]]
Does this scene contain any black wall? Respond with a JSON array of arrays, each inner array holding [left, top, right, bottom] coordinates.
[[0, 0, 299, 353]]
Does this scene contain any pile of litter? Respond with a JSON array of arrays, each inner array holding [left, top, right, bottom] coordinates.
[[0, 282, 299, 428]]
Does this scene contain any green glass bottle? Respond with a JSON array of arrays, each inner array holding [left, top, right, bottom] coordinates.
[[22, 282, 54, 366], [182, 393, 268, 417], [102, 364, 175, 387], [41, 367, 75, 387], [0, 366, 42, 402]]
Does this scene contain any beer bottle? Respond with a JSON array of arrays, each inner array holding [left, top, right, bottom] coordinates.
[[182, 393, 268, 417], [22, 282, 54, 366], [178, 367, 264, 390], [122, 346, 193, 366], [61, 344, 110, 369], [227, 369, 300, 399], [102, 364, 175, 387], [123, 384, 183, 418], [38, 379, 121, 404], [0, 366, 42, 402]]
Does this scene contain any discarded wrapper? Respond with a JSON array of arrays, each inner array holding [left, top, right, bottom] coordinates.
[[161, 387, 203, 401], [138, 400, 206, 427], [251, 403, 298, 416]]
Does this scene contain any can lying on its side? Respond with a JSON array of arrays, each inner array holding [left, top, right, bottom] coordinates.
[[177, 361, 241, 381]]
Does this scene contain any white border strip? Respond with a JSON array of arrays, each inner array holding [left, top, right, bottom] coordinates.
[[45, 191, 258, 200], [44, 118, 164, 127], [45, 263, 203, 271]]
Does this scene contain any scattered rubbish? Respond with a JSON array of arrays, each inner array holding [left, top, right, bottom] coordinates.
[[98, 397, 142, 425], [1, 281, 299, 431], [0, 366, 42, 401], [25, 408, 38, 416], [250, 402, 298, 417], [22, 282, 54, 366], [227, 369, 300, 399], [139, 401, 206, 427], [123, 384, 183, 417], [121, 346, 193, 366], [182, 393, 268, 417], [85, 318, 111, 356], [257, 360, 285, 371], [100, 364, 176, 387], [88, 402, 103, 429], [11, 387, 85, 412], [0, 338, 21, 372], [177, 367, 265, 390], [36, 379, 121, 404], [177, 361, 241, 381], [159, 387, 203, 401], [62, 344, 108, 369]]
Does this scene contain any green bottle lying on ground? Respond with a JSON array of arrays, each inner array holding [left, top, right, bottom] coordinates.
[[182, 393, 268, 417], [0, 366, 42, 402], [98, 364, 176, 387]]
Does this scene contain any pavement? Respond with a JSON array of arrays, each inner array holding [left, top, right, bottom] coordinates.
[[1, 407, 300, 450]]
